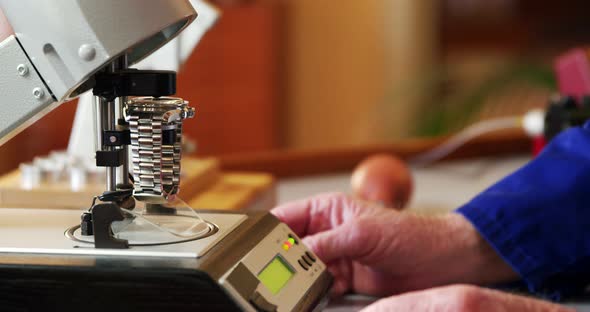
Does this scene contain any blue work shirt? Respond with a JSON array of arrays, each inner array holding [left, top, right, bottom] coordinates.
[[457, 122, 590, 301]]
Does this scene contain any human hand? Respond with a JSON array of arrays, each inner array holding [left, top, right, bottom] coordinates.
[[0, 9, 13, 41], [272, 193, 517, 297], [361, 285, 573, 312]]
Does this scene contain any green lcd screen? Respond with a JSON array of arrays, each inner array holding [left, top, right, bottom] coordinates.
[[257, 256, 294, 295]]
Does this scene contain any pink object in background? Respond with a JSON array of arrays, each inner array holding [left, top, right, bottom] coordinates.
[[0, 9, 13, 42], [535, 48, 590, 156], [554, 48, 590, 102]]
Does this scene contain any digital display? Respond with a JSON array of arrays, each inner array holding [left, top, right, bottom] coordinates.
[[257, 256, 294, 295]]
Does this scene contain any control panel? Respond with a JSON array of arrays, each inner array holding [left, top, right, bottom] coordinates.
[[220, 223, 327, 312]]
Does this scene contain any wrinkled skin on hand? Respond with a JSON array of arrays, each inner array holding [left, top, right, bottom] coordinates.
[[273, 193, 572, 310], [361, 285, 574, 312], [272, 193, 516, 297], [0, 9, 14, 41], [274, 192, 405, 295]]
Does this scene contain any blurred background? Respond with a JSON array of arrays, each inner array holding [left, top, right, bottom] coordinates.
[[3, 0, 590, 175]]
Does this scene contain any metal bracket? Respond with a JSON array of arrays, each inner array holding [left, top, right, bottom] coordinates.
[[96, 149, 125, 167], [91, 202, 129, 249], [93, 69, 177, 101]]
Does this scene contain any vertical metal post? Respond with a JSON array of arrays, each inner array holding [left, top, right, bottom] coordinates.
[[99, 61, 118, 192], [94, 55, 130, 193], [93, 96, 102, 153], [115, 55, 130, 188], [100, 96, 117, 192]]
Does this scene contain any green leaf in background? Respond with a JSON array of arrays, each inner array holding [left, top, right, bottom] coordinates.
[[414, 62, 556, 137]]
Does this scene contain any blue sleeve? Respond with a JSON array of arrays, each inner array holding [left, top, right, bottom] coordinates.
[[456, 122, 590, 301]]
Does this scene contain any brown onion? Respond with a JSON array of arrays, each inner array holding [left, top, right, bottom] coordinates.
[[351, 154, 413, 210]]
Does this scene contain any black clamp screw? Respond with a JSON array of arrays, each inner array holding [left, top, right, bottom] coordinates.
[[81, 212, 93, 236], [103, 129, 131, 147]]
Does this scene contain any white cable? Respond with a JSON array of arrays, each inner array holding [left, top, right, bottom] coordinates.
[[522, 109, 546, 137], [409, 116, 525, 167]]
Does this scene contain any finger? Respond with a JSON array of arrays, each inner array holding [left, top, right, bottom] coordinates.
[[271, 192, 349, 237], [270, 198, 312, 237], [474, 287, 575, 312], [0, 9, 14, 41], [360, 295, 414, 312], [302, 219, 377, 264], [325, 260, 352, 297], [362, 285, 576, 312], [360, 288, 447, 312]]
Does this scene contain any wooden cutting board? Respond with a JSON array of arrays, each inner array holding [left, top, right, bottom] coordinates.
[[0, 158, 275, 211]]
